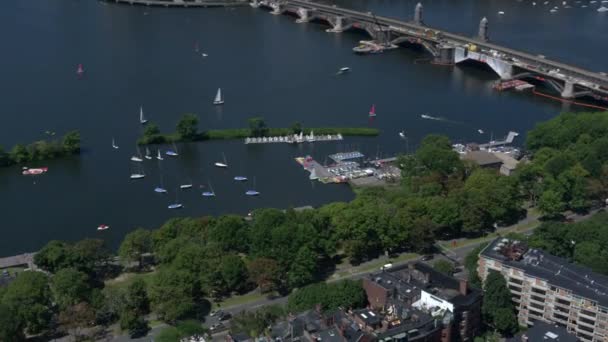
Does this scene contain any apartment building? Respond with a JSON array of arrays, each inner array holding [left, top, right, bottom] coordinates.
[[479, 238, 608, 342]]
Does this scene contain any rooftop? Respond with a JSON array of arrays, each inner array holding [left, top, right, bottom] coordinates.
[[507, 321, 578, 342], [462, 150, 503, 166], [481, 237, 608, 307]]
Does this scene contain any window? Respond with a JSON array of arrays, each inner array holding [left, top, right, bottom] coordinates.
[[579, 316, 596, 326], [531, 287, 546, 295], [509, 277, 523, 285], [531, 295, 545, 303], [556, 298, 571, 306], [581, 309, 597, 318], [577, 324, 594, 334], [554, 313, 568, 322]]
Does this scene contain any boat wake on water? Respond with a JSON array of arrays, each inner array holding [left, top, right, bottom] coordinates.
[[419, 113, 464, 125]]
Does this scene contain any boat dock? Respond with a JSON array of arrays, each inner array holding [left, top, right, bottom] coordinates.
[[493, 79, 535, 92], [0, 253, 37, 270], [353, 40, 398, 54], [244, 133, 343, 144], [329, 151, 365, 163], [479, 131, 519, 149]]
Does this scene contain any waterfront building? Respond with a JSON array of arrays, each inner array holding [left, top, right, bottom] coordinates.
[[363, 263, 482, 341], [478, 238, 608, 342]]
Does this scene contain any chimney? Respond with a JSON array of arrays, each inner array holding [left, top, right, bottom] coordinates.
[[459, 279, 468, 296]]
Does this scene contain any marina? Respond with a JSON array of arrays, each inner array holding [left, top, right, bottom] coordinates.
[[244, 133, 343, 144]]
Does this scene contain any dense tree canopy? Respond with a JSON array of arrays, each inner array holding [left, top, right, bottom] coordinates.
[[176, 113, 199, 140], [287, 280, 367, 313], [482, 271, 518, 335]]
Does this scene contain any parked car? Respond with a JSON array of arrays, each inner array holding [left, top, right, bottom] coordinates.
[[219, 312, 232, 321], [210, 309, 223, 317], [210, 323, 225, 332], [421, 254, 433, 261]]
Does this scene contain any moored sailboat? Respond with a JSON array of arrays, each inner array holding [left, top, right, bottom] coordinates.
[[214, 152, 228, 168], [245, 177, 260, 196], [156, 149, 164, 161], [139, 106, 148, 125], [144, 147, 152, 160], [369, 104, 377, 117], [168, 189, 183, 209], [213, 88, 224, 105], [112, 138, 119, 149], [234, 176, 248, 181], [166, 143, 179, 157], [131, 146, 143, 162], [202, 182, 216, 197], [130, 164, 145, 180]]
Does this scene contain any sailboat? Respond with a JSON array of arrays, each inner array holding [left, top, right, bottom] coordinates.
[[369, 104, 377, 117], [168, 189, 183, 209], [131, 146, 143, 162], [144, 147, 152, 160], [112, 138, 119, 149], [165, 143, 179, 157], [202, 182, 216, 197], [214, 153, 228, 168], [130, 164, 145, 180], [180, 178, 193, 189], [139, 106, 148, 125], [76, 64, 84, 76], [399, 131, 406, 139], [154, 170, 168, 193], [213, 88, 224, 105], [245, 177, 260, 196], [156, 149, 164, 161]]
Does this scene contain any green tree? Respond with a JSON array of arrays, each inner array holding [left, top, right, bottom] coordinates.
[[538, 189, 565, 218], [433, 260, 455, 275], [247, 258, 281, 293], [119, 309, 150, 338], [208, 215, 249, 253], [62, 130, 81, 154], [219, 255, 249, 294], [464, 243, 488, 289], [34, 240, 74, 273], [149, 267, 198, 322], [9, 144, 30, 164], [0, 146, 11, 166], [287, 246, 318, 289], [248, 117, 268, 137], [143, 123, 161, 138], [51, 268, 91, 309], [290, 122, 302, 134], [1, 272, 52, 334], [482, 271, 518, 335], [119, 228, 152, 269], [125, 278, 150, 316], [0, 303, 23, 342], [176, 113, 199, 140]]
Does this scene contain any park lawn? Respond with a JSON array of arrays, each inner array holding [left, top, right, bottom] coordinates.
[[211, 291, 268, 310]]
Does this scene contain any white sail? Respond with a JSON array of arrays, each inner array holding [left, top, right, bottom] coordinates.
[[139, 106, 147, 124], [213, 88, 224, 105]]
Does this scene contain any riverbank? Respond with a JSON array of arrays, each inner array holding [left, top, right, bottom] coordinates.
[[137, 127, 379, 145], [0, 131, 80, 167]]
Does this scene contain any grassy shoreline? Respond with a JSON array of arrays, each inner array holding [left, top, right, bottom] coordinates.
[[138, 127, 379, 145]]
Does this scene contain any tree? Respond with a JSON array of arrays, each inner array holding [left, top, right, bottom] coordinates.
[[34, 240, 74, 273], [9, 144, 30, 164], [51, 268, 91, 309], [248, 117, 268, 137], [57, 302, 96, 340], [176, 113, 199, 140], [149, 267, 198, 322], [538, 189, 565, 218], [482, 271, 518, 335], [290, 122, 302, 134], [287, 246, 318, 289], [143, 123, 161, 138], [433, 260, 455, 275], [125, 278, 150, 316], [464, 243, 488, 289], [62, 130, 81, 154], [247, 258, 281, 293], [119, 309, 150, 338], [0, 303, 23, 342], [208, 215, 249, 253], [287, 280, 366, 313], [1, 271, 52, 335], [119, 228, 152, 269], [219, 255, 249, 294]]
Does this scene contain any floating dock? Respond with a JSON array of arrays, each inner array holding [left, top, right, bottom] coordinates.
[[329, 151, 365, 163], [493, 79, 535, 92], [245, 133, 343, 144]]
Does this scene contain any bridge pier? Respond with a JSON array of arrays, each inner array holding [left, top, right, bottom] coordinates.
[[270, 2, 282, 14], [414, 3, 423, 25], [296, 8, 311, 23], [561, 81, 574, 99], [326, 16, 349, 33], [434, 45, 455, 65], [250, 0, 260, 8]]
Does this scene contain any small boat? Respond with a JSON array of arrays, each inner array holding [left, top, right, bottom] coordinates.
[[165, 143, 179, 157], [144, 147, 152, 160], [532, 2, 536, 6], [202, 53, 208, 57], [154, 187, 168, 193], [213, 88, 224, 105], [155, 168, 167, 193], [214, 152, 228, 168], [550, 8, 558, 12], [180, 180, 193, 189], [234, 176, 248, 181], [112, 138, 119, 149], [369, 104, 376, 117], [478, 129, 485, 134], [309, 168, 318, 181], [131, 146, 143, 162], [76, 64, 84, 76], [498, 11, 505, 15], [156, 149, 164, 161], [202, 182, 216, 197], [97, 224, 110, 231], [130, 173, 145, 180], [399, 131, 406, 138], [598, 6, 608, 11], [337, 67, 350, 74], [245, 177, 260, 196], [139, 106, 148, 125], [168, 189, 183, 209], [22, 167, 48, 175]]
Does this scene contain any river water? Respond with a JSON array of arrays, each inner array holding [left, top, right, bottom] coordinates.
[[0, 0, 606, 255]]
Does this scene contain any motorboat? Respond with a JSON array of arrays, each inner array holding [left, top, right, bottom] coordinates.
[[234, 176, 248, 181], [130, 173, 145, 180], [97, 224, 110, 231], [22, 167, 48, 175]]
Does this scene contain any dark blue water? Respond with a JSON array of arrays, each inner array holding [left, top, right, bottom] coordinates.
[[0, 0, 605, 255]]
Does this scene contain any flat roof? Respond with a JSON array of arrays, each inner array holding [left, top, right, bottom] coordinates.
[[462, 150, 502, 166], [508, 321, 577, 342], [481, 238, 608, 307]]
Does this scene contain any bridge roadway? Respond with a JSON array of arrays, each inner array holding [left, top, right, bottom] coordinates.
[[269, 0, 608, 100]]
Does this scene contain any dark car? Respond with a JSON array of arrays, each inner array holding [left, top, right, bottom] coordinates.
[[219, 312, 232, 321], [421, 254, 433, 261]]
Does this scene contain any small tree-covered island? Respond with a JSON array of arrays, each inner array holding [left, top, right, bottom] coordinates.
[[137, 114, 379, 145], [0, 130, 80, 167], [4, 112, 608, 341]]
